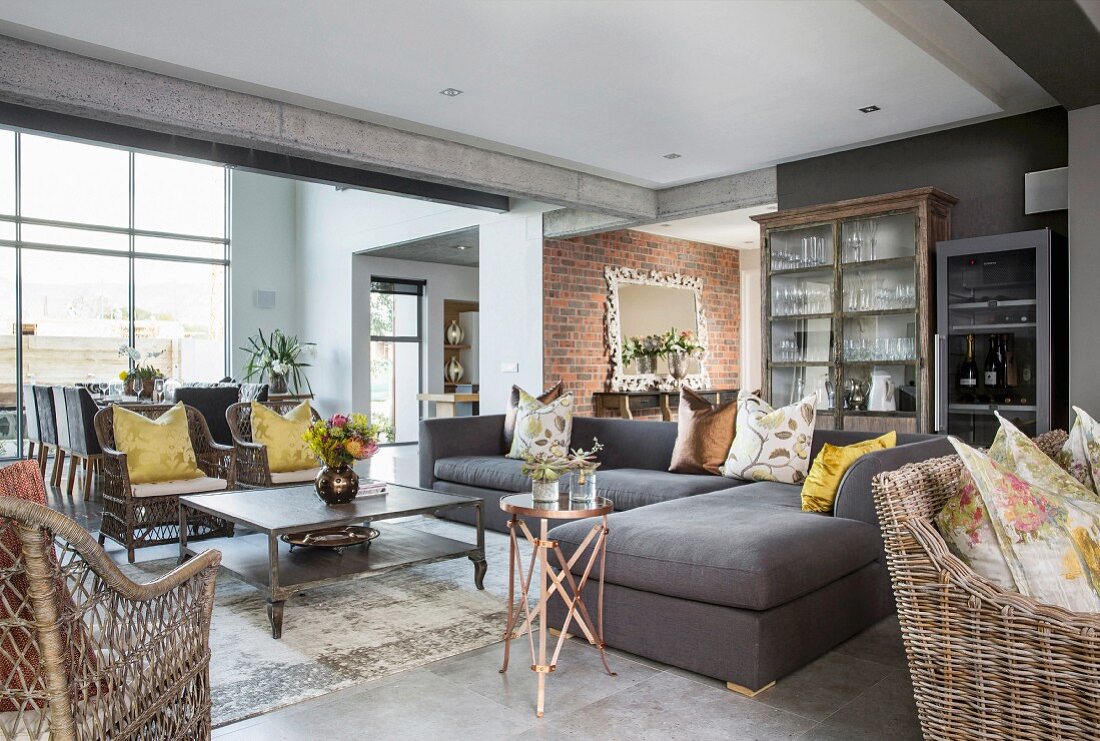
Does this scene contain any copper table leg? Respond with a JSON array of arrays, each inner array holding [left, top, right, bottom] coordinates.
[[500, 511, 615, 717]]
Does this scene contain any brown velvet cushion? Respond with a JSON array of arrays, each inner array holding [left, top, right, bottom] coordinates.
[[502, 381, 563, 452], [669, 388, 737, 475]]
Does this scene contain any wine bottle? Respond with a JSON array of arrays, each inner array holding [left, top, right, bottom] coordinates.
[[983, 334, 1000, 402], [1004, 334, 1018, 399], [956, 334, 978, 403]]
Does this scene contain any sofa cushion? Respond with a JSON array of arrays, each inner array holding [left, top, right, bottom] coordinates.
[[593, 469, 744, 511], [549, 485, 882, 611], [435, 456, 529, 493]]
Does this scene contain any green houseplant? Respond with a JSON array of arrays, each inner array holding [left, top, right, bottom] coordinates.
[[241, 329, 314, 394], [521, 452, 569, 503]]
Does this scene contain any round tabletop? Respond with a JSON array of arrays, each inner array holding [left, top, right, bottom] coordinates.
[[499, 493, 613, 519]]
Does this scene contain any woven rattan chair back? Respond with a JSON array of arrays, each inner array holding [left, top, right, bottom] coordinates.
[[872, 430, 1100, 741], [226, 401, 321, 488], [91, 404, 235, 562], [0, 459, 221, 740]]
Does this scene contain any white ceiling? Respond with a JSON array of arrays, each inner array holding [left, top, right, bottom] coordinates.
[[0, 0, 1054, 188], [636, 204, 777, 250]]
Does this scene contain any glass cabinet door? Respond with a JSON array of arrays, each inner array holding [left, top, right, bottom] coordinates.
[[941, 246, 1039, 444]]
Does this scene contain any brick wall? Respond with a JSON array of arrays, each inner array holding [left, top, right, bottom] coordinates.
[[543, 229, 741, 417]]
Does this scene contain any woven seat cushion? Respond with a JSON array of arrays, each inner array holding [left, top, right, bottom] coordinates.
[[0, 461, 98, 713], [130, 476, 228, 499], [270, 468, 322, 484]]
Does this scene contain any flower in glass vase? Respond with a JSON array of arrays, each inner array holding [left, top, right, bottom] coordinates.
[[521, 452, 568, 503], [117, 345, 165, 397], [567, 438, 604, 502]]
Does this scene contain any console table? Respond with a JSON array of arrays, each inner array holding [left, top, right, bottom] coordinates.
[[592, 388, 738, 421]]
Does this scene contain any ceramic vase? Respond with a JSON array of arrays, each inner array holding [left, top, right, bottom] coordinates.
[[269, 372, 289, 395], [531, 479, 559, 503], [446, 320, 465, 346], [446, 356, 464, 384], [315, 464, 359, 505]]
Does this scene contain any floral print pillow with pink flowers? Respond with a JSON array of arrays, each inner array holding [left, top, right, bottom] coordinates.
[[1056, 406, 1100, 492], [940, 417, 1100, 612]]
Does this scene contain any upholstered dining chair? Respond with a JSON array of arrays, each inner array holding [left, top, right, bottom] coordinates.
[[63, 387, 103, 501], [170, 385, 241, 447], [31, 386, 58, 482], [225, 400, 322, 488], [51, 387, 71, 490], [93, 404, 236, 563], [21, 386, 41, 464], [872, 430, 1100, 740], [0, 459, 220, 740]]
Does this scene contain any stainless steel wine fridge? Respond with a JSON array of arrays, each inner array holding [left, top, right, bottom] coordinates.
[[935, 228, 1068, 445]]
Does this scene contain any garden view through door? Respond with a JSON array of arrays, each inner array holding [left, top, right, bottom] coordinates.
[[369, 278, 423, 444]]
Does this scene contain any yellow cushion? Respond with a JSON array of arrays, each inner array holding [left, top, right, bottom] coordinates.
[[801, 432, 897, 513], [112, 403, 204, 485], [250, 401, 317, 473]]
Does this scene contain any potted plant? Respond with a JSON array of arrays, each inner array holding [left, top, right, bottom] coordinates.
[[302, 413, 381, 504], [567, 438, 604, 502], [660, 328, 705, 382], [117, 345, 165, 399], [241, 329, 315, 395], [521, 452, 568, 503]]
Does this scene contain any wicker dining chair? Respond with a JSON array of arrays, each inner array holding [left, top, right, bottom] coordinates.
[[225, 400, 322, 488], [0, 459, 221, 740], [873, 429, 1100, 741], [93, 404, 236, 563]]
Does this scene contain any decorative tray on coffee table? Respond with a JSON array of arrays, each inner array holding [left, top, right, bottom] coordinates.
[[281, 526, 380, 551]]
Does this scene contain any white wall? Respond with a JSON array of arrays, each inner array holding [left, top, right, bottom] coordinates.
[[295, 182, 552, 418], [477, 202, 546, 414], [229, 170, 298, 379], [350, 255, 478, 425], [1070, 104, 1100, 413], [739, 248, 762, 393]]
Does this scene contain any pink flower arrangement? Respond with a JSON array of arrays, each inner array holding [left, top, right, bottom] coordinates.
[[302, 412, 380, 468]]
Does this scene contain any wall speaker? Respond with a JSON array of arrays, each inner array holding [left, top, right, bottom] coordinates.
[[253, 290, 277, 309], [1024, 167, 1068, 214]]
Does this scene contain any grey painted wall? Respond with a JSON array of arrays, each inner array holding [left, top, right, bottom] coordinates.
[[777, 107, 1068, 239], [1069, 104, 1100, 413]]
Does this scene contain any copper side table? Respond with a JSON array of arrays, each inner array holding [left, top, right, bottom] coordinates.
[[498, 494, 616, 717]]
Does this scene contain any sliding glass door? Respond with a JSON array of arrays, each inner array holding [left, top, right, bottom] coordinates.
[[369, 279, 424, 445]]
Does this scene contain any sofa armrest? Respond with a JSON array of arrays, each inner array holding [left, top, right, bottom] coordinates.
[[833, 437, 954, 534], [419, 415, 507, 488]]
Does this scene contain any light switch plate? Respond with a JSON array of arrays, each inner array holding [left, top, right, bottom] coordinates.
[[501, 362, 519, 373]]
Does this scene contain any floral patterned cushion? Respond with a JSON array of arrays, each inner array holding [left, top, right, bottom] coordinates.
[[506, 389, 574, 460], [1055, 406, 1100, 492], [945, 418, 1100, 612], [720, 391, 816, 484], [112, 403, 204, 485]]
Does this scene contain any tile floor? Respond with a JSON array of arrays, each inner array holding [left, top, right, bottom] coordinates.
[[32, 446, 923, 740]]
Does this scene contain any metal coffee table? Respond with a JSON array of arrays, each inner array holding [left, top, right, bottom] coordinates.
[[178, 484, 486, 638]]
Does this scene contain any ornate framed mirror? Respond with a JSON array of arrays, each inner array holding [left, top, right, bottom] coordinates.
[[605, 266, 711, 392]]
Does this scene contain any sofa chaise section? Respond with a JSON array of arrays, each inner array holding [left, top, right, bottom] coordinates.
[[547, 435, 952, 693]]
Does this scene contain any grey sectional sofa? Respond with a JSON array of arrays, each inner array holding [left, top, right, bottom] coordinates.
[[420, 414, 951, 693]]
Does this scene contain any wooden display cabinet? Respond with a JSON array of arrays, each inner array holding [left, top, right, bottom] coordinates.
[[753, 187, 956, 433]]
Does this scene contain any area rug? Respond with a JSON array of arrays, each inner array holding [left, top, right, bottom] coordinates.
[[122, 518, 511, 727]]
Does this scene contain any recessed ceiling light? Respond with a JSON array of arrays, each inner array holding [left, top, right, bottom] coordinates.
[[439, 88, 464, 97], [662, 153, 682, 159], [859, 105, 881, 113], [661, 223, 672, 227], [453, 244, 468, 251], [743, 240, 755, 245]]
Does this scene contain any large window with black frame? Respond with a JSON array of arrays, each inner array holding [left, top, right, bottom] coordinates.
[[369, 278, 424, 445], [0, 128, 229, 459]]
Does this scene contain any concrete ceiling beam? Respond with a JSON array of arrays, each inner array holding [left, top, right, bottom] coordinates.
[[0, 34, 658, 220]]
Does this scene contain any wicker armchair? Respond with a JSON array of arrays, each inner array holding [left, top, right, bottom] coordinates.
[[873, 429, 1100, 740], [0, 460, 221, 740], [94, 405, 236, 563], [226, 401, 322, 488]]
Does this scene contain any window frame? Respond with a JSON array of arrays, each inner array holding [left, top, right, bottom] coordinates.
[[0, 127, 230, 460]]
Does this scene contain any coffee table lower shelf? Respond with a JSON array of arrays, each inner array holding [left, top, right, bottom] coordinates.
[[185, 524, 483, 637]]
